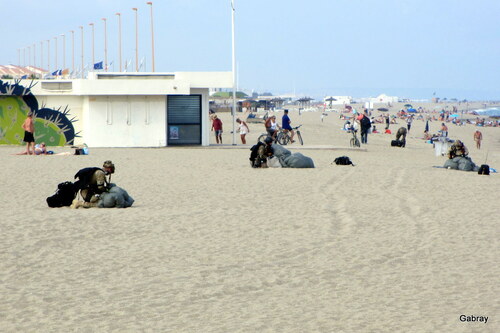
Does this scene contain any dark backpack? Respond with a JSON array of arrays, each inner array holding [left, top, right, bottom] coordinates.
[[360, 116, 371, 129], [249, 142, 265, 167], [46, 181, 77, 207], [333, 156, 353, 166], [478, 164, 490, 175]]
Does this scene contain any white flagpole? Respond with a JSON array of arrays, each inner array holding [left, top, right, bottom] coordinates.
[[231, 0, 236, 145]]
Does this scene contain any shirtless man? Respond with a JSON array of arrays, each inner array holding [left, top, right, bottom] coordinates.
[[473, 130, 483, 149], [22, 112, 35, 155]]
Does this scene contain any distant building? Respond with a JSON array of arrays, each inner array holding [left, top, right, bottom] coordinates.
[[1, 71, 232, 147], [0, 65, 48, 79], [324, 96, 352, 106]]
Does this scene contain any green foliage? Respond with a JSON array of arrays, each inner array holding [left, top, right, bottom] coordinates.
[[211, 91, 248, 99]]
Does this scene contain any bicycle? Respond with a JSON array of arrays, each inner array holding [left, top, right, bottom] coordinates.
[[349, 128, 360, 147], [277, 125, 303, 145]]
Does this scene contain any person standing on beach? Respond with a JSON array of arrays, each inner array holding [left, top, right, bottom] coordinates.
[[358, 113, 371, 144], [473, 130, 483, 149], [406, 115, 413, 132], [236, 118, 249, 144], [211, 114, 223, 144], [22, 111, 35, 155], [440, 123, 448, 137], [281, 109, 295, 143]]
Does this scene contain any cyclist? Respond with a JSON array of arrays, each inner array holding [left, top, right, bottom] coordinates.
[[281, 109, 295, 143], [265, 115, 280, 140]]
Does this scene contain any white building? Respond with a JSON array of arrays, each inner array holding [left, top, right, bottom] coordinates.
[[323, 96, 352, 106], [369, 94, 399, 104], [22, 71, 232, 147]]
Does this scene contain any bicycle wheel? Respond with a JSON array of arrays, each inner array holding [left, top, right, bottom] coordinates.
[[278, 132, 289, 145], [296, 131, 303, 145], [355, 137, 361, 147], [258, 134, 267, 143]]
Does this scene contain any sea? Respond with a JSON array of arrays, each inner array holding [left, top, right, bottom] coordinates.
[[474, 107, 500, 117]]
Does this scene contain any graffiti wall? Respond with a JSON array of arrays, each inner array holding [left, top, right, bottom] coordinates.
[[0, 80, 79, 146]]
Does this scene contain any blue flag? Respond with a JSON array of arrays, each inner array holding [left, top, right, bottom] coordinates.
[[94, 61, 103, 70], [52, 69, 62, 76], [21, 75, 28, 79]]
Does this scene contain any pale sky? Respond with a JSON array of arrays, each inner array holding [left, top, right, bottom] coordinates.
[[1, 0, 499, 100]]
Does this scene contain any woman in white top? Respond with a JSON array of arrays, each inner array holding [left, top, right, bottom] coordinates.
[[236, 118, 250, 144]]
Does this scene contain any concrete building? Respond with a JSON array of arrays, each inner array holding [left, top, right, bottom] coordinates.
[[2, 71, 232, 147]]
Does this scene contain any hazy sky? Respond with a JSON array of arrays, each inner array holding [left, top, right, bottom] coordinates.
[[1, 0, 499, 100]]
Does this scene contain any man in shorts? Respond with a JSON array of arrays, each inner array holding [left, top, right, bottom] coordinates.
[[473, 130, 483, 149], [281, 109, 295, 143], [22, 112, 35, 155], [211, 114, 223, 144]]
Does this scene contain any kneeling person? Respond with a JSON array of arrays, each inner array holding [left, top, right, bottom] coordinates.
[[75, 160, 115, 202]]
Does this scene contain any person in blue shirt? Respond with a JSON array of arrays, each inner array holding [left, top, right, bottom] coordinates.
[[281, 109, 295, 143]]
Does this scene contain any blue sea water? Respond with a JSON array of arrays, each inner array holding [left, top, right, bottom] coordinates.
[[474, 107, 500, 117]]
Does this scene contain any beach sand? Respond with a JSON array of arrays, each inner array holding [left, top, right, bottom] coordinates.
[[1, 105, 499, 332]]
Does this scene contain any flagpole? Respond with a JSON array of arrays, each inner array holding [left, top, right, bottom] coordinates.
[[89, 23, 95, 70], [147, 2, 155, 72], [54, 36, 58, 71], [70, 30, 75, 76], [61, 34, 66, 72], [133, 8, 139, 72], [102, 18, 108, 72], [47, 40, 50, 73], [40, 42, 43, 71], [231, 0, 237, 145], [116, 13, 122, 72], [80, 26, 84, 78]]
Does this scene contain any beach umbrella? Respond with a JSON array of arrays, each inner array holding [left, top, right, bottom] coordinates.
[[407, 108, 417, 113], [377, 107, 389, 111], [345, 105, 352, 110], [449, 114, 460, 118], [404, 104, 413, 108], [325, 97, 337, 102]]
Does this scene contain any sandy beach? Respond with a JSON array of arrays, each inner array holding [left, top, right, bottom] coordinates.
[[1, 104, 499, 332]]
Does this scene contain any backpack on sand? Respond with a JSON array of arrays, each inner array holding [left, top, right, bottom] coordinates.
[[478, 164, 490, 175], [333, 156, 354, 166], [46, 181, 77, 207]]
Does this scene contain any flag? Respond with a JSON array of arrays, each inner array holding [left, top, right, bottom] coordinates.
[[62, 69, 70, 75], [52, 69, 62, 76], [94, 61, 103, 70], [21, 75, 28, 79]]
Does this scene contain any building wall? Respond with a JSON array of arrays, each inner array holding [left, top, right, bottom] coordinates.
[[1, 72, 231, 147], [86, 95, 167, 147]]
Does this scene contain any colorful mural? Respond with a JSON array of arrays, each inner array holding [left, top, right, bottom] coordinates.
[[0, 79, 79, 146]]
